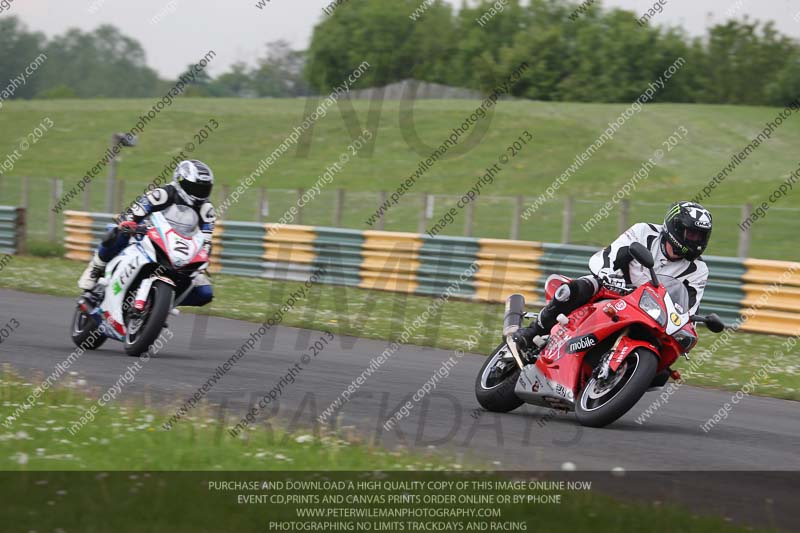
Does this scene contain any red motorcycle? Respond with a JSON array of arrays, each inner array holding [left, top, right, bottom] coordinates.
[[475, 243, 724, 427]]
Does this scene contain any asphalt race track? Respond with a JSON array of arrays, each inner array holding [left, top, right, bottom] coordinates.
[[2, 289, 799, 530]]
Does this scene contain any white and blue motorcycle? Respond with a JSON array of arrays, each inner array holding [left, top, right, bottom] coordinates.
[[71, 205, 209, 356]]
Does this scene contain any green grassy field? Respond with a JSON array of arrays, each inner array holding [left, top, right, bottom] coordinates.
[[0, 98, 798, 259], [0, 373, 765, 533], [2, 256, 797, 401]]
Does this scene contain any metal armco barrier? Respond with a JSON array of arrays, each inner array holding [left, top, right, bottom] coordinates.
[[62, 211, 800, 336], [0, 206, 25, 255]]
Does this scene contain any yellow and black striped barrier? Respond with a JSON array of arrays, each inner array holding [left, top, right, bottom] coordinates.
[[61, 211, 799, 336]]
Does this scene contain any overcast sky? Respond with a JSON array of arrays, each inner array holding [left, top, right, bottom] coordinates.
[[5, 0, 800, 78]]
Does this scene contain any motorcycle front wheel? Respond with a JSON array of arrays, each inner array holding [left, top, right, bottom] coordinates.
[[124, 280, 174, 357], [70, 306, 107, 350], [475, 342, 524, 413], [575, 348, 658, 428]]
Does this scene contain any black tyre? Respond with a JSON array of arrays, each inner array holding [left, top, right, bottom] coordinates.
[[475, 343, 524, 413], [575, 348, 658, 428], [70, 306, 107, 350], [123, 281, 173, 357]]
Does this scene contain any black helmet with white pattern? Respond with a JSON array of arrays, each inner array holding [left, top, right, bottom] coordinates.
[[173, 160, 214, 203], [662, 201, 712, 261]]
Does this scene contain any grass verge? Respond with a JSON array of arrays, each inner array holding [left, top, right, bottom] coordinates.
[[0, 372, 766, 533], [1, 256, 798, 400], [0, 98, 798, 259]]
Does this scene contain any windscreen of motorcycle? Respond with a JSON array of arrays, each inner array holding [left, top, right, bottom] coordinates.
[[161, 204, 200, 237], [658, 274, 690, 334]]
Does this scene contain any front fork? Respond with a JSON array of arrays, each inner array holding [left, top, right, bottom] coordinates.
[[133, 278, 154, 311], [596, 328, 629, 380], [133, 275, 179, 312]]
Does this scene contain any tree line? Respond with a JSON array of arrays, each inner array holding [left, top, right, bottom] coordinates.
[[2, 0, 800, 106]]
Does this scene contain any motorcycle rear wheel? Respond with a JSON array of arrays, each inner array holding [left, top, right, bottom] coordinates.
[[70, 306, 107, 350], [575, 348, 658, 428], [475, 343, 524, 413], [123, 281, 174, 357]]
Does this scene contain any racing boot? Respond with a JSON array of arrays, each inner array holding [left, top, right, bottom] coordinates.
[[511, 284, 573, 362], [511, 321, 547, 363], [78, 252, 107, 291]]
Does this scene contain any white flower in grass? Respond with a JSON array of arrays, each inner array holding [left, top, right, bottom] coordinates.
[[36, 448, 45, 456], [13, 452, 28, 465], [144, 414, 154, 423], [15, 431, 29, 440], [274, 454, 292, 462], [295, 434, 313, 444]]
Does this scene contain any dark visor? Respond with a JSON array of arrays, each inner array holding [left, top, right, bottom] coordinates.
[[182, 180, 212, 199]]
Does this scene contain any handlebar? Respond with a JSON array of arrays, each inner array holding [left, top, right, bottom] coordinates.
[[119, 223, 149, 236], [600, 280, 636, 295]]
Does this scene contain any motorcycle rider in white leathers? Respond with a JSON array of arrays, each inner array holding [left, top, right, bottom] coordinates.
[[514, 201, 713, 355], [77, 159, 216, 307]]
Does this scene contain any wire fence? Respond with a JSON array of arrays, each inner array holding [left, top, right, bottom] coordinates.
[[0, 176, 796, 261]]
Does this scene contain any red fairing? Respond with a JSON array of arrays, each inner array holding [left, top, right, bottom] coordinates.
[[147, 228, 168, 256], [190, 248, 209, 265], [103, 311, 125, 336], [609, 337, 660, 373], [534, 281, 686, 400]]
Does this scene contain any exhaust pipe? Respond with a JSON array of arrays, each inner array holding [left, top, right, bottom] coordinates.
[[503, 294, 526, 337]]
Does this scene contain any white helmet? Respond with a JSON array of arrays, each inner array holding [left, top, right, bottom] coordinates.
[[173, 159, 214, 202]]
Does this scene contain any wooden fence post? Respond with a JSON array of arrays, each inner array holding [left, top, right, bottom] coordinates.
[[377, 191, 386, 230], [333, 188, 345, 227], [418, 193, 429, 234], [463, 201, 474, 237], [257, 187, 266, 222], [618, 199, 630, 233], [511, 195, 523, 240], [738, 203, 752, 258], [561, 196, 573, 244], [49, 178, 59, 242], [296, 188, 305, 225]]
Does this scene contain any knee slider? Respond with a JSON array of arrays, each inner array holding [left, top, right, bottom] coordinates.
[[554, 284, 571, 302]]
